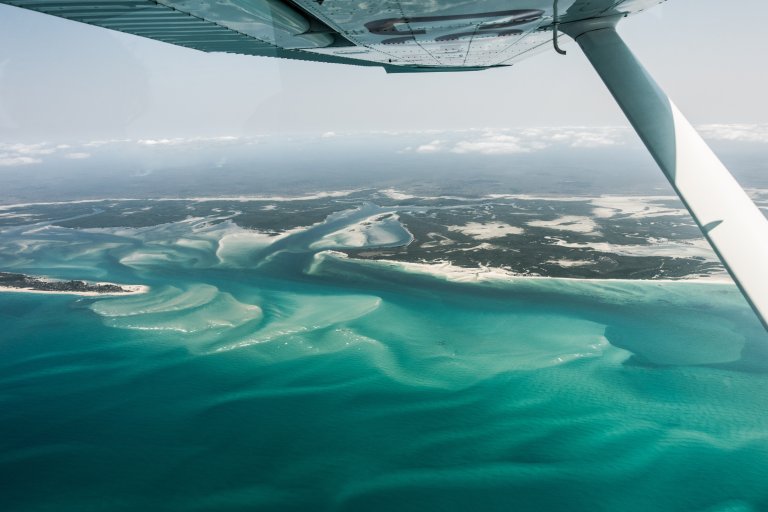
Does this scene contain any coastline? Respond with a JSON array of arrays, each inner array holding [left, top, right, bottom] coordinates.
[[0, 190, 360, 210], [0, 284, 150, 296], [317, 250, 734, 286]]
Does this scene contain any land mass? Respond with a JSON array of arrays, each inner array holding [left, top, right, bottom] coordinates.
[[1, 189, 757, 280], [0, 272, 142, 295]]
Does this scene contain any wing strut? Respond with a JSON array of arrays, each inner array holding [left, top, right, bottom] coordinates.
[[552, 0, 567, 55], [561, 16, 768, 330]]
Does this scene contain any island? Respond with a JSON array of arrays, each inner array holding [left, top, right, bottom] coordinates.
[[0, 272, 146, 295]]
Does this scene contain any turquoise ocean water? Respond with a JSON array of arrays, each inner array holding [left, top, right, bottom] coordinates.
[[2, 205, 768, 511]]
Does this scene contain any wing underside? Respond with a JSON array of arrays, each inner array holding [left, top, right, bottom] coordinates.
[[2, 0, 664, 70]]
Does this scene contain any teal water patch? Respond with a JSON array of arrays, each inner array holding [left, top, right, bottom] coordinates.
[[92, 284, 264, 335], [1, 209, 768, 511], [308, 251, 767, 371]]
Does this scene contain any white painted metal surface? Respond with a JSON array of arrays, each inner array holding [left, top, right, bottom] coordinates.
[[157, 0, 335, 48], [0, 0, 666, 66], [295, 0, 664, 67], [563, 18, 768, 328]]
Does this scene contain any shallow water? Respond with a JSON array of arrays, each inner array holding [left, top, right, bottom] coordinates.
[[1, 208, 768, 511]]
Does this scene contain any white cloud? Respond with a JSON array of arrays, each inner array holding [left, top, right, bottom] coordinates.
[[0, 143, 56, 167], [405, 127, 628, 155], [0, 142, 56, 156], [0, 155, 42, 167], [64, 152, 91, 160], [566, 130, 620, 148], [321, 131, 336, 138], [697, 124, 768, 143], [82, 139, 130, 147], [137, 138, 182, 146], [135, 136, 243, 147], [416, 139, 444, 153], [517, 127, 625, 148], [451, 133, 531, 155], [1, 136, 252, 167]]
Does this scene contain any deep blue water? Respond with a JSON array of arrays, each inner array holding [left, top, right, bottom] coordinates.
[[1, 207, 768, 511]]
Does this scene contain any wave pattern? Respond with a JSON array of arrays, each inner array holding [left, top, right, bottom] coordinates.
[[91, 284, 263, 334]]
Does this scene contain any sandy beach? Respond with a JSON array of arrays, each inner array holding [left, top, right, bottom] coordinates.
[[0, 284, 150, 296]]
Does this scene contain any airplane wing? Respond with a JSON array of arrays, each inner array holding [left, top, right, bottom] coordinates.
[[5, 0, 768, 330], [0, 0, 663, 71]]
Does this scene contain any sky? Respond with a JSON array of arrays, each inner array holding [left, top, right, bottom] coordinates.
[[1, 0, 768, 143]]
